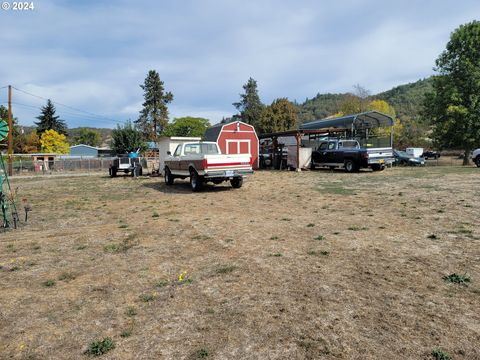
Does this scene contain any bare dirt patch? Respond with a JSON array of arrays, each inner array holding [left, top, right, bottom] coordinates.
[[1, 167, 479, 359]]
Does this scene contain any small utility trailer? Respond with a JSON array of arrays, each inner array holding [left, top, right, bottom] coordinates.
[[109, 153, 143, 177]]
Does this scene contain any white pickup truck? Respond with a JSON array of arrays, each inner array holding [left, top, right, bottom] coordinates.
[[164, 141, 254, 191], [472, 148, 480, 167]]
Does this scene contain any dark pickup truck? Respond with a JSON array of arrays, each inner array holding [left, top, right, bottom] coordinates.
[[311, 139, 394, 172]]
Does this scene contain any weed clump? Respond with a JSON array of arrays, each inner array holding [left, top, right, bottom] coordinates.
[[431, 349, 451, 360], [125, 306, 137, 317], [43, 279, 55, 287], [84, 337, 115, 356], [443, 273, 471, 285]]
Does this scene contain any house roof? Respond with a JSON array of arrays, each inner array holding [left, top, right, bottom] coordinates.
[[299, 111, 394, 131], [70, 144, 111, 150]]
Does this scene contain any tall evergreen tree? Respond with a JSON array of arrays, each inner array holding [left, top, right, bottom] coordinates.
[[136, 70, 173, 141], [35, 99, 67, 136], [233, 77, 264, 129], [424, 21, 480, 164]]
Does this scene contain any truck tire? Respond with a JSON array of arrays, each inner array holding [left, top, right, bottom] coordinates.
[[190, 170, 203, 192], [230, 177, 243, 189], [475, 156, 480, 168], [344, 159, 358, 173], [164, 167, 174, 185], [371, 164, 385, 171]]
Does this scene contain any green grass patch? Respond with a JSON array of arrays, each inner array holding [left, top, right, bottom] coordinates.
[[84, 337, 115, 356], [139, 293, 156, 302], [443, 273, 471, 285], [125, 306, 137, 317], [104, 235, 137, 253], [431, 349, 451, 360], [120, 329, 132, 338], [193, 348, 210, 359], [43, 279, 56, 287]]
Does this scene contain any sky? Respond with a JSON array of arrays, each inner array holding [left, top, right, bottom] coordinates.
[[0, 0, 479, 128]]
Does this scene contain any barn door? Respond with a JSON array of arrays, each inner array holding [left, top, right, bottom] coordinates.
[[227, 141, 237, 154]]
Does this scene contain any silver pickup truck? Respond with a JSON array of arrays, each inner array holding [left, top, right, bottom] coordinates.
[[164, 141, 254, 191]]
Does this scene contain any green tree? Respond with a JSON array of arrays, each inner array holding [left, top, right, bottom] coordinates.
[[136, 70, 174, 141], [40, 129, 69, 154], [35, 99, 67, 136], [233, 77, 264, 129], [111, 121, 146, 155], [424, 21, 480, 164], [74, 128, 102, 147], [259, 98, 298, 133], [162, 117, 210, 137]]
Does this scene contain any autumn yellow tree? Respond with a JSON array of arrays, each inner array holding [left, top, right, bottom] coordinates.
[[368, 99, 403, 144], [40, 129, 69, 154]]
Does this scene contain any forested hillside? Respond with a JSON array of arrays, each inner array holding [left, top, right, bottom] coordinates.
[[297, 77, 434, 123]]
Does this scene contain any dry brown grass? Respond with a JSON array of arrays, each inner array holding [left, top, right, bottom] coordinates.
[[1, 167, 479, 359]]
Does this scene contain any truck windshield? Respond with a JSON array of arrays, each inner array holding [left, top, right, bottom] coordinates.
[[184, 143, 219, 155]]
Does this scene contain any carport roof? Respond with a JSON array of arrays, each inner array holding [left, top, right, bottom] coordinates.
[[299, 111, 394, 130]]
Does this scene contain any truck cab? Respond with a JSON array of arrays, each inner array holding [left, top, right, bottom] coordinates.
[[312, 139, 393, 172]]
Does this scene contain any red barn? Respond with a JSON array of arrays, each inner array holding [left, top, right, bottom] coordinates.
[[204, 121, 259, 169]]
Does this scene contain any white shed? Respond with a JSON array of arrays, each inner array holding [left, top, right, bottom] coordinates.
[[157, 136, 201, 175]]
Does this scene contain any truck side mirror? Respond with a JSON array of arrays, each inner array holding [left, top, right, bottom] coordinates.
[[167, 151, 171, 155]]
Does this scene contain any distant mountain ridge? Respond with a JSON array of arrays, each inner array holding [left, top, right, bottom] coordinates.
[[297, 77, 434, 123]]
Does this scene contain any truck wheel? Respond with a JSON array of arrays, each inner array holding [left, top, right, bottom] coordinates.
[[190, 170, 203, 192], [230, 177, 243, 189], [344, 160, 357, 173], [164, 167, 174, 185], [476, 157, 480, 168]]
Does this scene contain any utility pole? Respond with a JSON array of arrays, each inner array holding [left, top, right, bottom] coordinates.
[[7, 85, 13, 176]]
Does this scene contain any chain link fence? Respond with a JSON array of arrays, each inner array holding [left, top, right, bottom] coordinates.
[[10, 157, 160, 176]]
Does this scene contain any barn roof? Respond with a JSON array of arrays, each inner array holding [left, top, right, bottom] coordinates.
[[204, 122, 224, 141], [300, 111, 394, 131]]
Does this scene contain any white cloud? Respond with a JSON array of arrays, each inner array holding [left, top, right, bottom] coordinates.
[[1, 0, 479, 127]]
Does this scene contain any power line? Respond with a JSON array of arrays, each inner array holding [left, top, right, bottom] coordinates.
[[1, 101, 125, 126], [11, 86, 128, 125]]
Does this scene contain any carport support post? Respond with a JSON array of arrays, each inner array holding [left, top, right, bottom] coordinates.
[[296, 132, 301, 172]]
